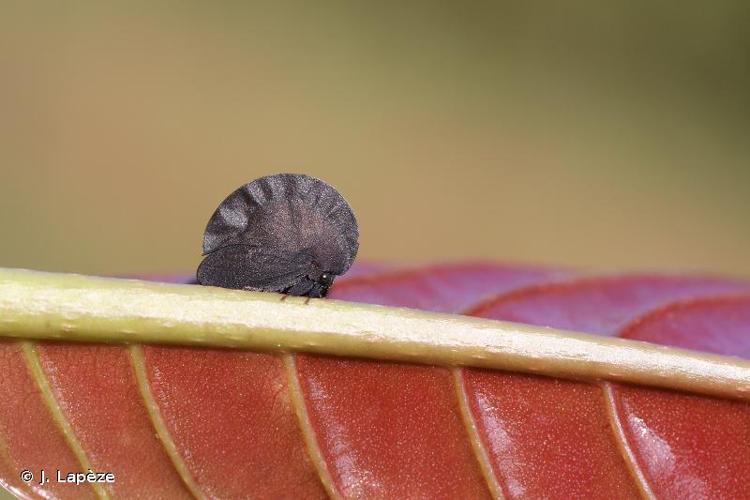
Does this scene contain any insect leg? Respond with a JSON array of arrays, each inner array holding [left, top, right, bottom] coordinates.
[[284, 278, 316, 297]]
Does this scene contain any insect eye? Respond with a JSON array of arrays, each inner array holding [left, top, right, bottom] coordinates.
[[320, 273, 332, 285]]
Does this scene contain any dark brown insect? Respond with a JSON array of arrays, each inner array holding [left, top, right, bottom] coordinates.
[[196, 174, 359, 297]]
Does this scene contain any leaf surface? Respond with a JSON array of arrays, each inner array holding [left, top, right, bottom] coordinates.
[[610, 296, 750, 498], [463, 276, 750, 498], [0, 266, 749, 499], [0, 341, 98, 499], [294, 263, 565, 498]]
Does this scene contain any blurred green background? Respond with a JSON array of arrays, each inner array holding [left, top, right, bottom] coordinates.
[[1, 1, 749, 277]]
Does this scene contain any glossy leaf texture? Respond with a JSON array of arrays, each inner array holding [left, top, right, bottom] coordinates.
[[0, 263, 749, 500]]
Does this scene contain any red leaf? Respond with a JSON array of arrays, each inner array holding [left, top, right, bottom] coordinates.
[[292, 262, 563, 498], [621, 295, 750, 356], [463, 276, 750, 498], [140, 347, 324, 499], [36, 343, 190, 498], [0, 341, 98, 499], [1, 265, 749, 499], [328, 261, 569, 312], [609, 297, 750, 498]]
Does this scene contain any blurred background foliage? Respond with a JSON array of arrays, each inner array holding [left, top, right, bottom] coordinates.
[[1, 1, 748, 276]]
